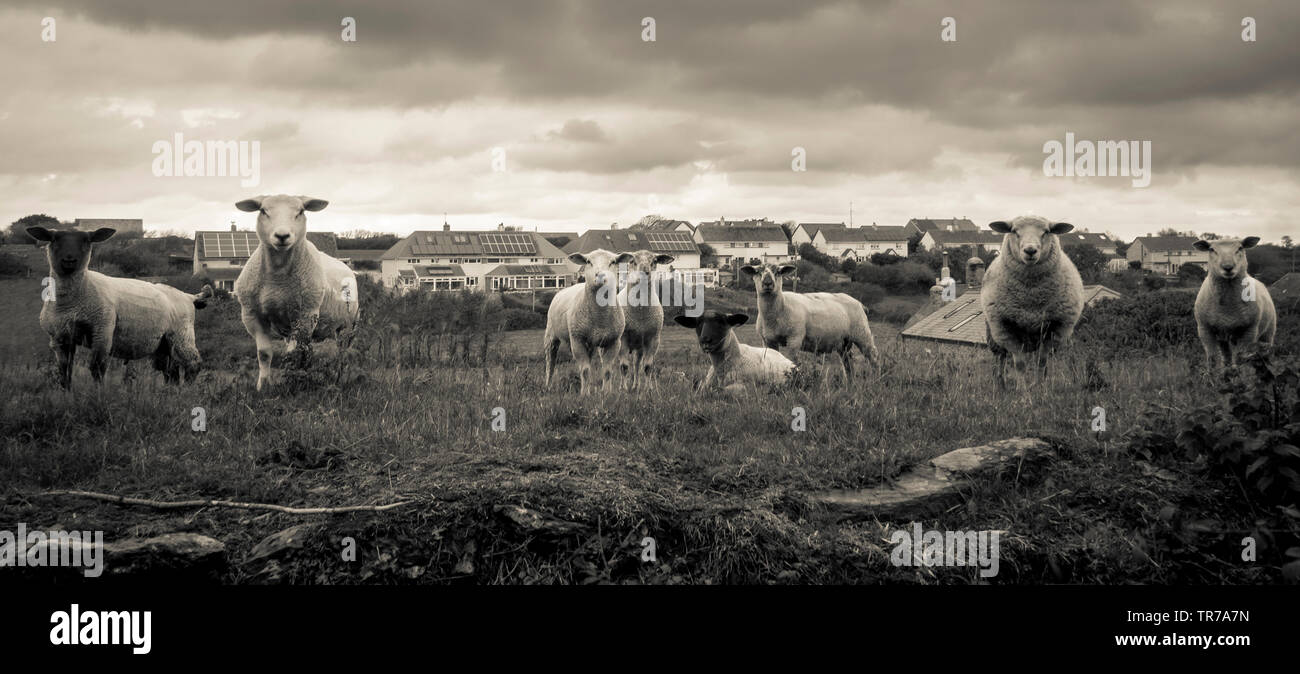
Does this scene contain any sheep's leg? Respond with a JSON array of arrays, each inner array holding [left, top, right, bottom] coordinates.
[[641, 334, 660, 389], [840, 346, 854, 381], [154, 336, 180, 384], [570, 337, 593, 395], [53, 338, 76, 390], [289, 314, 319, 369], [600, 341, 622, 392], [121, 360, 135, 385], [1196, 324, 1219, 373], [543, 336, 560, 389], [242, 310, 276, 391], [855, 336, 880, 376]]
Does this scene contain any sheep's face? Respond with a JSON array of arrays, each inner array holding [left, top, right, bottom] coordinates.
[[26, 227, 116, 275], [990, 216, 1073, 266], [1194, 237, 1259, 281], [675, 311, 748, 354], [621, 250, 674, 288], [739, 263, 797, 297], [569, 249, 634, 294], [236, 195, 329, 253]]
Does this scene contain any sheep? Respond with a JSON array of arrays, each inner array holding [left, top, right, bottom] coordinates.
[[674, 311, 795, 392], [1192, 237, 1276, 369], [616, 249, 675, 390], [27, 226, 212, 389], [738, 263, 879, 379], [542, 248, 634, 394], [231, 195, 360, 391], [981, 215, 1085, 385]]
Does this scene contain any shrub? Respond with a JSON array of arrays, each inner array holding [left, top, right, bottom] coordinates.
[[851, 261, 933, 295], [843, 282, 885, 307], [0, 252, 29, 277], [1074, 289, 1197, 357], [499, 308, 546, 331]]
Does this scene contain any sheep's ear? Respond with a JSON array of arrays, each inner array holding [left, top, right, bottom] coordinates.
[[777, 265, 798, 276], [298, 197, 329, 212], [567, 252, 589, 266], [726, 313, 749, 327], [739, 265, 758, 276], [1192, 239, 1213, 252], [1049, 222, 1074, 235], [654, 254, 675, 265], [1242, 236, 1260, 249], [989, 220, 1012, 233], [674, 315, 699, 329], [89, 228, 116, 243], [614, 252, 635, 265], [235, 197, 264, 212], [26, 226, 53, 242]]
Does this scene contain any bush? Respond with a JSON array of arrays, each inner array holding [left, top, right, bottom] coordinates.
[[1074, 289, 1198, 357], [499, 308, 546, 331], [843, 282, 885, 307], [851, 261, 933, 295], [796, 243, 837, 272], [869, 297, 917, 325], [0, 252, 29, 277]]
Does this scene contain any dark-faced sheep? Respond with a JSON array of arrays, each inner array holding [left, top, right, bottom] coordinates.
[[28, 226, 211, 388]]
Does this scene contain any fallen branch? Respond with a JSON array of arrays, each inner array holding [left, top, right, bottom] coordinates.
[[40, 490, 412, 515]]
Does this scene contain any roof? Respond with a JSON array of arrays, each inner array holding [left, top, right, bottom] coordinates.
[[540, 232, 578, 249], [1271, 272, 1300, 297], [908, 218, 979, 233], [1133, 236, 1201, 253], [901, 292, 988, 345], [73, 218, 144, 232], [381, 230, 566, 260], [820, 226, 910, 243], [413, 264, 467, 279], [1058, 232, 1115, 248], [924, 230, 1005, 246], [483, 264, 573, 277], [696, 218, 780, 228], [695, 226, 789, 243], [796, 222, 845, 238], [902, 285, 1123, 345], [628, 219, 692, 232], [565, 229, 699, 255], [195, 230, 338, 258]]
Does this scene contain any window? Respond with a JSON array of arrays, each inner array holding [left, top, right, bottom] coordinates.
[[452, 234, 469, 244], [407, 258, 420, 263]]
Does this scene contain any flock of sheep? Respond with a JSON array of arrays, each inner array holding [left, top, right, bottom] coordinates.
[[27, 202, 1277, 394]]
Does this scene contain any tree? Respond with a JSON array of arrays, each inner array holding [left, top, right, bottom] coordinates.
[[1281, 235, 1293, 249], [796, 243, 837, 272], [7, 214, 60, 245], [1177, 262, 1206, 284], [1199, 232, 1221, 240], [1156, 227, 1181, 237], [1063, 244, 1110, 284], [630, 214, 665, 230], [697, 243, 718, 268]]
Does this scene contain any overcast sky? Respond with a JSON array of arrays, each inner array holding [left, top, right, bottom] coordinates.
[[2, 0, 1297, 241]]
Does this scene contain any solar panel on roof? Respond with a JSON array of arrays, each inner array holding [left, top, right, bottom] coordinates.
[[202, 232, 256, 258], [645, 232, 694, 252], [480, 233, 536, 255]]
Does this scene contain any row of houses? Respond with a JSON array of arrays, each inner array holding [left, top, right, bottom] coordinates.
[[184, 215, 1230, 294]]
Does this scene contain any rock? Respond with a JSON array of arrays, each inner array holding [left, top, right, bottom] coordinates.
[[494, 505, 586, 540], [248, 524, 323, 562], [810, 437, 1052, 520]]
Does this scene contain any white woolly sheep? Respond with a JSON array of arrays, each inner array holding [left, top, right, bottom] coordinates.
[[674, 311, 795, 392], [27, 226, 212, 389], [739, 263, 879, 379], [543, 248, 634, 394], [981, 215, 1085, 385], [232, 195, 360, 391], [1192, 237, 1276, 368], [616, 249, 675, 390]]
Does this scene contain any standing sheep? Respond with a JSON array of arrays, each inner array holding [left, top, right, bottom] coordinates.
[[543, 249, 634, 394], [674, 311, 796, 393], [232, 195, 360, 391], [981, 215, 1084, 385], [617, 249, 675, 390], [27, 226, 212, 389], [1192, 237, 1276, 369], [739, 263, 879, 379]]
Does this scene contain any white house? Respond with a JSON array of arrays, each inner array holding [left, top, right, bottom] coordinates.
[[814, 225, 909, 259], [919, 230, 1005, 253], [693, 225, 792, 267], [791, 222, 844, 250], [380, 225, 575, 292], [1127, 236, 1210, 275]]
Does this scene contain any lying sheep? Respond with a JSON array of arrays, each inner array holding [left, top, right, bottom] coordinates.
[[232, 195, 360, 391], [981, 216, 1084, 385], [543, 249, 634, 394], [1192, 237, 1276, 368], [617, 250, 675, 390], [739, 263, 879, 379], [27, 226, 212, 389], [674, 311, 795, 392]]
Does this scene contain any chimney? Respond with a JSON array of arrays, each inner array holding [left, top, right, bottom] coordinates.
[[610, 222, 618, 230], [941, 251, 951, 282], [966, 257, 986, 290], [230, 223, 236, 232], [497, 223, 505, 232]]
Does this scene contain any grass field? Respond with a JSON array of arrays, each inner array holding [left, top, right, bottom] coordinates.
[[0, 276, 1292, 584]]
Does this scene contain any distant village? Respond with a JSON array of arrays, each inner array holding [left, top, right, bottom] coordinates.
[[2, 214, 1294, 304]]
